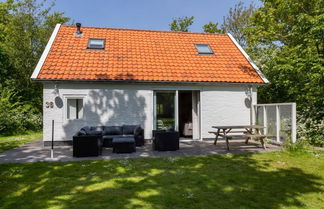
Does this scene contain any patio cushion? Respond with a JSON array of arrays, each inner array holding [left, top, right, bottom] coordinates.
[[103, 126, 123, 135], [90, 126, 104, 132], [80, 126, 102, 136], [112, 137, 135, 143], [122, 125, 138, 135], [167, 126, 175, 132], [87, 130, 102, 136], [103, 135, 133, 139], [80, 126, 91, 134], [80, 126, 101, 136], [78, 129, 87, 136]]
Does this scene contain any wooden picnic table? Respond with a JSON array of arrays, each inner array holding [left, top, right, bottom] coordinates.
[[209, 125, 270, 151]]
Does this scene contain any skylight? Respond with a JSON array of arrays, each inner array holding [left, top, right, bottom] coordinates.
[[195, 44, 213, 54], [88, 38, 105, 49]]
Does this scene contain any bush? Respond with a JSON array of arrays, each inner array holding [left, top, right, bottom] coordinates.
[[0, 86, 42, 136], [297, 107, 324, 147], [283, 139, 313, 153]]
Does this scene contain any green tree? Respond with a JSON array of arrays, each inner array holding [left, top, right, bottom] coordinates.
[[247, 0, 324, 50], [246, 0, 324, 146], [169, 16, 194, 32], [203, 22, 221, 33], [0, 0, 69, 109], [0, 0, 69, 134], [246, 0, 324, 110], [221, 1, 256, 47]]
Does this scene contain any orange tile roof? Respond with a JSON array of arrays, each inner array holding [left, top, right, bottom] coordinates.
[[36, 25, 266, 83]]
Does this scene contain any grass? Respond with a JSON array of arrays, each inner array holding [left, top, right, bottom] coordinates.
[[0, 132, 42, 153], [0, 151, 323, 209]]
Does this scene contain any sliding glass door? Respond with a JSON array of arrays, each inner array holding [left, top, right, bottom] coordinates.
[[153, 90, 201, 139], [154, 91, 176, 130]]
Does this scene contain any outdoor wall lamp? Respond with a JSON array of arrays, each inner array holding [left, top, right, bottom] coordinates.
[[244, 86, 252, 98], [52, 84, 59, 96]]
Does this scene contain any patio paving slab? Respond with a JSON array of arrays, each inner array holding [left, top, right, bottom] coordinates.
[[0, 139, 281, 164]]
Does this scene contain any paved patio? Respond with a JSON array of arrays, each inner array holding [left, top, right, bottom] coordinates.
[[0, 139, 281, 163]]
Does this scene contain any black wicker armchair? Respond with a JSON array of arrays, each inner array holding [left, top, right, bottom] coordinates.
[[152, 130, 180, 151], [73, 135, 103, 157]]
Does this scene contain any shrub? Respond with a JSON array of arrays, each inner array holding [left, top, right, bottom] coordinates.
[[297, 107, 324, 147], [283, 139, 313, 153], [0, 86, 41, 136]]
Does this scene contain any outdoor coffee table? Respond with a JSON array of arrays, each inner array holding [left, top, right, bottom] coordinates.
[[112, 137, 136, 153], [209, 125, 271, 151]]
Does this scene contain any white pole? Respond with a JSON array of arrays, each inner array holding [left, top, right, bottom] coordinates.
[[51, 119, 54, 158], [291, 103, 297, 142], [276, 105, 280, 143], [45, 119, 57, 161], [263, 106, 267, 135]]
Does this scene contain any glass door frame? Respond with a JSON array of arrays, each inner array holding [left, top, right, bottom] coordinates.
[[153, 90, 179, 131]]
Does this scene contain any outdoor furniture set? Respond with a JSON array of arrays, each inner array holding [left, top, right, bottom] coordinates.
[[73, 125, 144, 157], [73, 125, 180, 157], [209, 125, 272, 151]]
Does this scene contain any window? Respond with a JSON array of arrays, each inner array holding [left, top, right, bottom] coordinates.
[[67, 99, 83, 119], [87, 38, 105, 49], [195, 44, 213, 54]]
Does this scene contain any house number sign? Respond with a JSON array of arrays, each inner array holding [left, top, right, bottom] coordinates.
[[46, 101, 54, 108]]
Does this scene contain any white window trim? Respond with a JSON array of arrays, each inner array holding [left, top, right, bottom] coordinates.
[[63, 94, 86, 121]]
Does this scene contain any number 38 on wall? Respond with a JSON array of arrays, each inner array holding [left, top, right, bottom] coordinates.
[[45, 101, 54, 108]]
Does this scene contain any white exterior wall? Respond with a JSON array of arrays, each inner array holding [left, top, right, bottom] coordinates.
[[43, 82, 257, 142], [200, 86, 257, 139]]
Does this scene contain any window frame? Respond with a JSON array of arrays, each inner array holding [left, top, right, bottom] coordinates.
[[87, 38, 105, 50], [194, 44, 214, 55], [63, 95, 86, 121]]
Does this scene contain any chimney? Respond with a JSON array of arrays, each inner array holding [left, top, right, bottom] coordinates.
[[75, 23, 82, 36]]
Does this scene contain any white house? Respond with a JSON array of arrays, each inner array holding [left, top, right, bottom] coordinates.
[[31, 24, 268, 145]]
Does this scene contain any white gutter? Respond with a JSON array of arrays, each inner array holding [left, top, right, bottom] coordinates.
[[32, 79, 267, 86], [227, 33, 269, 83], [31, 24, 61, 79]]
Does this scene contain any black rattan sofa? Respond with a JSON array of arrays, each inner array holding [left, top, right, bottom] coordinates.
[[102, 125, 144, 147]]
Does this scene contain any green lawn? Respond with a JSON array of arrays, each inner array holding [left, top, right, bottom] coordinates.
[[0, 151, 323, 209], [0, 132, 42, 153]]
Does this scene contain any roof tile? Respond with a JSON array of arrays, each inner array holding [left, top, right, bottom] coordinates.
[[37, 25, 265, 83]]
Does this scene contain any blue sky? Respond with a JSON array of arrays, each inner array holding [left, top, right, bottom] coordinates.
[[53, 0, 260, 32]]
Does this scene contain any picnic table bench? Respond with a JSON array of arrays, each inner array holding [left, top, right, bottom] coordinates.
[[209, 125, 272, 151]]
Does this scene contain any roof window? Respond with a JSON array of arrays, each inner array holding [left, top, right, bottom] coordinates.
[[88, 38, 105, 49], [195, 44, 213, 54]]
